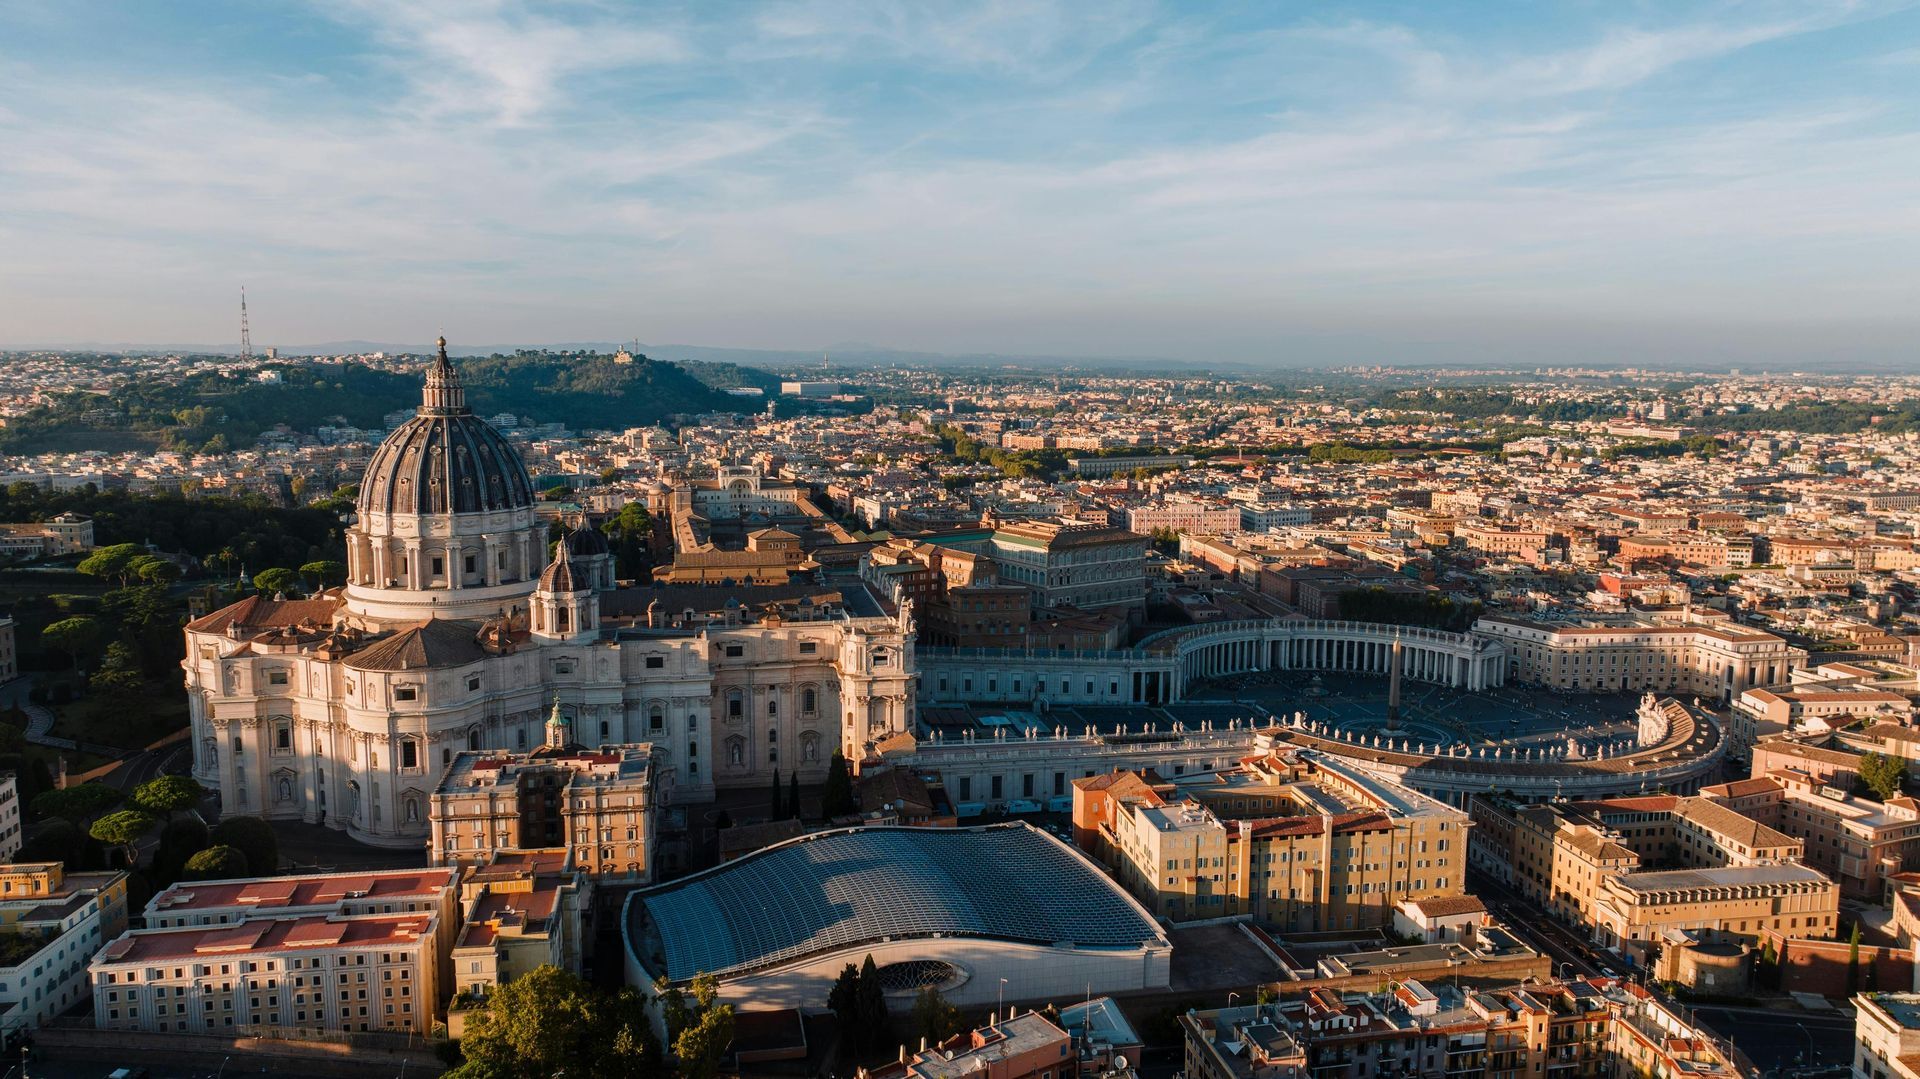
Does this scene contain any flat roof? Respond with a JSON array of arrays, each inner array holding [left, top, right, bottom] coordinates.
[[627, 824, 1164, 983], [96, 913, 437, 964], [148, 868, 456, 916], [1611, 863, 1829, 893]]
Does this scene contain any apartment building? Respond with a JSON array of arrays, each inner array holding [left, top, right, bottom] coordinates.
[[1074, 752, 1470, 930], [1616, 533, 1754, 570], [989, 520, 1148, 613], [1456, 521, 1553, 558], [430, 740, 662, 882], [143, 867, 460, 930], [1183, 980, 1732, 1079], [1855, 993, 1920, 1079], [1733, 683, 1910, 745], [446, 849, 588, 1037], [1475, 615, 1806, 700], [1125, 500, 1242, 536], [90, 911, 443, 1035], [1704, 770, 1920, 898], [1469, 794, 1804, 933], [860, 1010, 1077, 1079], [0, 616, 15, 684], [1591, 863, 1838, 955], [0, 862, 129, 1037], [0, 774, 18, 862]]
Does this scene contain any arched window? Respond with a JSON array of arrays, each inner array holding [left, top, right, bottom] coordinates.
[[726, 689, 743, 719], [801, 686, 818, 715], [649, 703, 665, 731]]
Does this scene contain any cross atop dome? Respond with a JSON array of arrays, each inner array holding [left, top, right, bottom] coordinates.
[[422, 334, 467, 414]]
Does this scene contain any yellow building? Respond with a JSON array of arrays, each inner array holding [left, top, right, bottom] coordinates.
[[1592, 863, 1838, 955], [1076, 752, 1470, 931], [446, 849, 588, 1037]]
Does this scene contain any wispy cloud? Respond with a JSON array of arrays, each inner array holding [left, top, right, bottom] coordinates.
[[325, 0, 693, 125], [2, 0, 1919, 364]]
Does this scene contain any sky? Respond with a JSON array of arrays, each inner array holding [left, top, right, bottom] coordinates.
[[2, 0, 1919, 368]]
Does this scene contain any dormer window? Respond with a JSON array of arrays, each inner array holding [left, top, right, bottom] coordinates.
[[394, 686, 417, 702]]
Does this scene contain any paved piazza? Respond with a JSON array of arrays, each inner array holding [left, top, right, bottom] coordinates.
[[1188, 671, 1645, 756]]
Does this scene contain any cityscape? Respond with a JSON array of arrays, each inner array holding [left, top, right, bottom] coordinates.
[[4, 4, 1920, 1079]]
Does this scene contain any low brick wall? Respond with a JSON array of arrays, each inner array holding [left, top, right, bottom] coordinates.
[[34, 1025, 445, 1076]]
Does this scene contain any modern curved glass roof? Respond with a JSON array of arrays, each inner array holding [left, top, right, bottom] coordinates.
[[629, 824, 1163, 982]]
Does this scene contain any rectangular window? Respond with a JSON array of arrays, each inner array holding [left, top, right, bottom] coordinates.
[[394, 686, 417, 702], [645, 656, 664, 669], [725, 645, 744, 658], [799, 642, 817, 654]]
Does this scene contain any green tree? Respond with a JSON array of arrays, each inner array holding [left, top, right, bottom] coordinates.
[[1847, 922, 1863, 995], [41, 614, 105, 670], [151, 816, 212, 885], [90, 808, 157, 868], [252, 567, 301, 596], [672, 973, 734, 1079], [856, 954, 889, 1052], [447, 964, 664, 1079], [91, 640, 146, 701], [76, 542, 144, 585], [299, 560, 345, 588], [1859, 752, 1907, 800], [911, 986, 964, 1047], [31, 781, 123, 823], [822, 751, 857, 817], [770, 768, 783, 820], [134, 555, 182, 584], [827, 962, 861, 1033], [210, 815, 279, 874], [182, 844, 249, 880], [789, 770, 802, 820], [130, 775, 206, 823]]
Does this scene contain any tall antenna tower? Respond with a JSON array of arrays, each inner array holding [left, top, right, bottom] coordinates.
[[239, 286, 253, 362]]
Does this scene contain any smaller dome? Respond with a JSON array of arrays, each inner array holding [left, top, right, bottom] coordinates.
[[564, 525, 609, 557], [539, 554, 584, 594]]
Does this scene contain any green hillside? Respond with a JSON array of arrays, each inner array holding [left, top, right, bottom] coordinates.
[[0, 351, 751, 453]]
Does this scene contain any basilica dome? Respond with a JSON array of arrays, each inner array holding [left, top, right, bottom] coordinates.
[[357, 338, 535, 519]]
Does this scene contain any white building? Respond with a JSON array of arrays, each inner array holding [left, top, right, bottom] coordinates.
[[1474, 614, 1806, 701], [182, 340, 915, 847], [0, 774, 18, 862], [0, 863, 129, 1039], [1856, 993, 1920, 1079]]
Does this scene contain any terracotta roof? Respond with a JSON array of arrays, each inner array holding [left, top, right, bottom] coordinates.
[[1405, 895, 1487, 918], [1673, 796, 1797, 850], [185, 593, 343, 634], [344, 618, 490, 671], [1702, 776, 1783, 798]]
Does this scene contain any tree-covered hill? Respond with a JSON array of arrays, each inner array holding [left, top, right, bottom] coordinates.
[[0, 351, 760, 454]]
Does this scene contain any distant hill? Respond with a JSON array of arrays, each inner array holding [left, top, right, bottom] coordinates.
[[0, 352, 756, 454]]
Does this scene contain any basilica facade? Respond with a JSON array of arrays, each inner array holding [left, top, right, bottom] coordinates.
[[183, 341, 915, 847]]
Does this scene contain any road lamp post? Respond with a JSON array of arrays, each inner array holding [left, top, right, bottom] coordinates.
[[999, 978, 1008, 1022], [1228, 992, 1240, 1012]]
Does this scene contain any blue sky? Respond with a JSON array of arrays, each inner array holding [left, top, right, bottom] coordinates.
[[2, 0, 1918, 366]]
